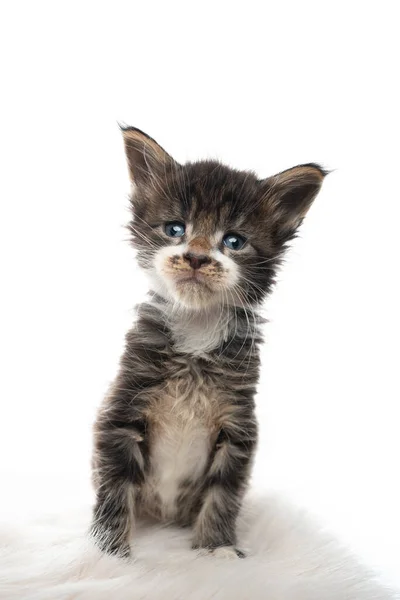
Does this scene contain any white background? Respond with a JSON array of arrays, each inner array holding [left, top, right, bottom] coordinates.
[[0, 0, 399, 589]]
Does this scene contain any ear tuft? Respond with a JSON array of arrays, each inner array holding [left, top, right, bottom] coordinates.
[[121, 126, 177, 184], [262, 163, 328, 230]]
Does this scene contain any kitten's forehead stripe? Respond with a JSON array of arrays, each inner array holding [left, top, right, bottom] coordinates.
[[187, 237, 212, 254], [175, 162, 260, 223]]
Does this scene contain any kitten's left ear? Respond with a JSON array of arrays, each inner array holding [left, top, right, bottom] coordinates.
[[260, 163, 327, 231], [121, 126, 178, 185]]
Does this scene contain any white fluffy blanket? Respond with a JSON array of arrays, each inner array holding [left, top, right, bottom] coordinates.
[[0, 492, 397, 600]]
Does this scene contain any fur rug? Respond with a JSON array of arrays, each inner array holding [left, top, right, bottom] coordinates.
[[0, 491, 398, 600]]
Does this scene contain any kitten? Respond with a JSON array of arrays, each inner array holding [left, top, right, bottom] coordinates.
[[90, 126, 326, 559]]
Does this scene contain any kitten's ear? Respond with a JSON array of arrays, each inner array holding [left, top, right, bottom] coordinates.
[[260, 163, 327, 231], [121, 126, 178, 185]]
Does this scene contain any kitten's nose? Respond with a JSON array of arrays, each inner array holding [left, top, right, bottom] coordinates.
[[183, 252, 211, 270]]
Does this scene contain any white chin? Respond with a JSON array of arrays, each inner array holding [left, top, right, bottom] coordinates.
[[172, 280, 221, 310], [151, 277, 218, 310], [148, 268, 227, 310]]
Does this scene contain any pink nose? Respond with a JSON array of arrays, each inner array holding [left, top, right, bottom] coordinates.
[[183, 252, 211, 270]]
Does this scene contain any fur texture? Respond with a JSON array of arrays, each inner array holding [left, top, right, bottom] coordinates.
[[90, 127, 327, 558], [0, 487, 397, 600]]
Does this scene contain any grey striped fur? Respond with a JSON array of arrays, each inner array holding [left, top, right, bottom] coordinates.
[[90, 127, 326, 558]]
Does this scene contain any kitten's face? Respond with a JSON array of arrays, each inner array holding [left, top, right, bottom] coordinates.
[[123, 127, 326, 310], [152, 215, 243, 310]]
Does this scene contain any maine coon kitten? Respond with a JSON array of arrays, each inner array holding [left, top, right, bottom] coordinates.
[[90, 126, 326, 559]]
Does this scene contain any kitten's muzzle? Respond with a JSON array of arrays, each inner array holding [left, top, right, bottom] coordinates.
[[183, 252, 211, 270]]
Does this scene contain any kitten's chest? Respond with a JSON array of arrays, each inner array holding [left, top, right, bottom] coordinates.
[[142, 366, 221, 520]]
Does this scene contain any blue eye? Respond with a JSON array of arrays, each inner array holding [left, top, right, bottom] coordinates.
[[223, 233, 246, 251], [165, 222, 185, 238]]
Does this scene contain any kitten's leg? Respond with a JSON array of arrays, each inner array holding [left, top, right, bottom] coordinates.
[[90, 421, 147, 558], [192, 424, 256, 557]]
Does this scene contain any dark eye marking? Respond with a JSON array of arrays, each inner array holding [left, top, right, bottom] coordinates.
[[164, 222, 185, 238], [223, 233, 247, 251]]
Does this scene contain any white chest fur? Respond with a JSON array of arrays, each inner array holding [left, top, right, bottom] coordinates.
[[149, 298, 232, 356], [142, 370, 219, 521]]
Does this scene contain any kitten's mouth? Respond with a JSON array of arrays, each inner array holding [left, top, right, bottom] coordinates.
[[157, 256, 228, 308], [171, 274, 218, 309], [175, 272, 211, 289]]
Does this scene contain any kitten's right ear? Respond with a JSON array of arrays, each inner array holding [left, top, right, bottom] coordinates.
[[121, 126, 178, 185]]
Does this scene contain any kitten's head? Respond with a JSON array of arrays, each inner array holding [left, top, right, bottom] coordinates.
[[122, 126, 326, 311]]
